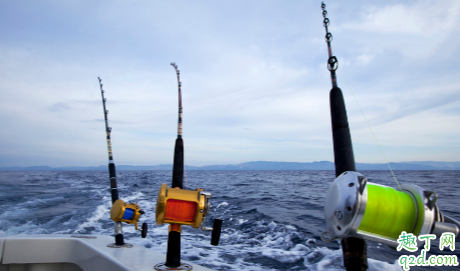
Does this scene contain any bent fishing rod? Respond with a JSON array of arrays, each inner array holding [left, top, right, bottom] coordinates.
[[98, 77, 147, 247], [154, 63, 222, 270], [171, 63, 184, 189], [319, 4, 367, 271], [320, 4, 459, 271], [99, 78, 119, 205]]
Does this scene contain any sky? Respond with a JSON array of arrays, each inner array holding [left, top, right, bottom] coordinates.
[[0, 0, 459, 167]]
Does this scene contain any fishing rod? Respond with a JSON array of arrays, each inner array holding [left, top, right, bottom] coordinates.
[[98, 77, 147, 247], [171, 62, 184, 189], [319, 3, 460, 270], [318, 4, 367, 271], [154, 63, 222, 270], [99, 77, 119, 205]]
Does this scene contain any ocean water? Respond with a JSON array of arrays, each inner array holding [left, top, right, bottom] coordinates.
[[0, 170, 459, 271]]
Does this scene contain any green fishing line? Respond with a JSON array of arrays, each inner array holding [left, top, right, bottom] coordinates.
[[341, 76, 401, 190], [359, 184, 417, 239]]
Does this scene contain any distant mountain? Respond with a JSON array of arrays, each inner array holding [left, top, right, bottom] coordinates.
[[1, 161, 459, 171], [402, 161, 460, 170], [191, 161, 459, 170], [197, 161, 336, 170]]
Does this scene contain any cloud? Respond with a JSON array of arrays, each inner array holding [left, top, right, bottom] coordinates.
[[0, 0, 459, 167], [344, 1, 459, 35], [339, 0, 460, 62], [47, 102, 71, 112]]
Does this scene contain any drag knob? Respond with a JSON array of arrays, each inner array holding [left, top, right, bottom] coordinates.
[[211, 219, 222, 246]]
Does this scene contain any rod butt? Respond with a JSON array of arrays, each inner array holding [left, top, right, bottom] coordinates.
[[115, 234, 124, 245], [165, 231, 181, 267], [341, 237, 368, 271]]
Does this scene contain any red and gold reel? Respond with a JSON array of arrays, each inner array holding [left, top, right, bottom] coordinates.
[[156, 184, 210, 229]]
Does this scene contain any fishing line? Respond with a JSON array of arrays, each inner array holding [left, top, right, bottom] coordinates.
[[341, 76, 401, 190], [358, 183, 416, 239]]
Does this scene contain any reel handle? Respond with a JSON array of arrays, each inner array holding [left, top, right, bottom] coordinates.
[[141, 222, 148, 238], [211, 219, 222, 246]]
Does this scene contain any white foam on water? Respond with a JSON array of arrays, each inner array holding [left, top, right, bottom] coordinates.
[[214, 202, 229, 209], [179, 216, 401, 271], [74, 202, 111, 233], [237, 219, 248, 225], [74, 190, 147, 234]]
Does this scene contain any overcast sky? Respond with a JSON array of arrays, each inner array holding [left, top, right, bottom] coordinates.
[[1, 0, 459, 167]]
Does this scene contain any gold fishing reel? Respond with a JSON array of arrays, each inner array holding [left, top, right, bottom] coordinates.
[[155, 183, 222, 245], [111, 199, 148, 238], [156, 184, 209, 228]]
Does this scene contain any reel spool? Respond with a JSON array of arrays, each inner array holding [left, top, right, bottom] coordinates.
[[156, 183, 222, 245], [111, 199, 148, 238], [322, 171, 460, 247]]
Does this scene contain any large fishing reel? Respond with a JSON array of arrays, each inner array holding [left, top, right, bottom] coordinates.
[[111, 199, 148, 239], [156, 184, 222, 246], [322, 171, 460, 248]]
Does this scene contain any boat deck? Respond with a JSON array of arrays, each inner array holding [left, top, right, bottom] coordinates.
[[0, 234, 213, 271]]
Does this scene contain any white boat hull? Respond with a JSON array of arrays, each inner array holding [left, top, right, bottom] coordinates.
[[0, 234, 213, 271]]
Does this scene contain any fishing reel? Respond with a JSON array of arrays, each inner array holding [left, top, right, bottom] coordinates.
[[322, 171, 460, 248], [155, 184, 222, 245], [111, 199, 148, 238]]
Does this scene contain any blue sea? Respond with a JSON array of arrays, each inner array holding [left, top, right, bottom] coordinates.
[[0, 170, 459, 270]]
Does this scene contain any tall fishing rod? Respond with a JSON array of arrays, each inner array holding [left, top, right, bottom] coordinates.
[[154, 63, 222, 270], [165, 62, 185, 267], [320, 3, 368, 271], [98, 77, 126, 246], [171, 62, 184, 189], [98, 77, 147, 247], [99, 78, 119, 204], [320, 4, 459, 270]]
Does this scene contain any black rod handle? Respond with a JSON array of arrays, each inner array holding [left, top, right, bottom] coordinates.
[[165, 231, 181, 267], [172, 138, 184, 188], [330, 87, 356, 176], [108, 163, 119, 203], [330, 87, 367, 271]]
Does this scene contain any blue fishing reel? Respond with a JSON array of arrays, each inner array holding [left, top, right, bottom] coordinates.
[[111, 199, 148, 238]]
